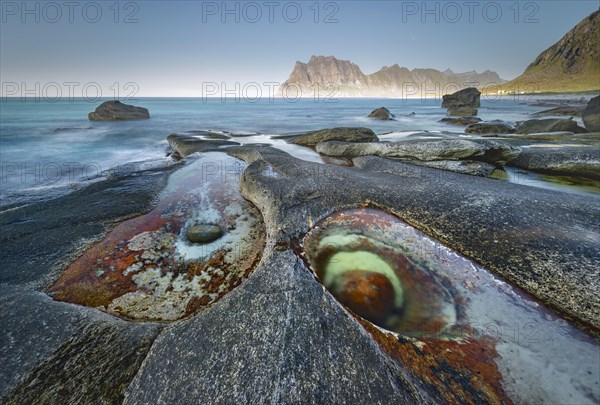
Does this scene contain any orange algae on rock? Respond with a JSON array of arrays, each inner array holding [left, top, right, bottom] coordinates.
[[360, 318, 509, 405], [48, 154, 265, 321]]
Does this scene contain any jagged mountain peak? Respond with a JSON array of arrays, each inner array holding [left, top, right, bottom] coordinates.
[[279, 56, 505, 97]]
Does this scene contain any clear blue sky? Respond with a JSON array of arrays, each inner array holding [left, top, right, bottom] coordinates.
[[1, 1, 598, 96]]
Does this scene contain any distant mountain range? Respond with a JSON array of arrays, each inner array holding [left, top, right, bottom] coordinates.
[[278, 56, 506, 98], [486, 10, 599, 94], [279, 10, 599, 97]]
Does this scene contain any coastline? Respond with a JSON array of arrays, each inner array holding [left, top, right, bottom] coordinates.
[[1, 95, 599, 404]]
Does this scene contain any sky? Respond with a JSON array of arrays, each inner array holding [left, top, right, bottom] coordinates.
[[1, 0, 598, 97]]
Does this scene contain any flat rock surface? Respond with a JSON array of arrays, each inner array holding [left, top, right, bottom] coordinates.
[[315, 138, 521, 165], [407, 159, 497, 176], [508, 144, 600, 178], [0, 284, 159, 404]]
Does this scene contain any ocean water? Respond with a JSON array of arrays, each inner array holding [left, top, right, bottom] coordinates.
[[0, 97, 590, 207]]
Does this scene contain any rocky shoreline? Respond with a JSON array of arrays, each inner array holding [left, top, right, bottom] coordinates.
[[1, 96, 599, 404]]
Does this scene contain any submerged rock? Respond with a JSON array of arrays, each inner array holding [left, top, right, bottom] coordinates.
[[167, 134, 240, 157], [533, 106, 583, 117], [88, 100, 149, 121], [442, 87, 480, 116], [185, 130, 231, 140], [304, 209, 457, 334], [515, 118, 587, 134], [330, 270, 397, 324], [316, 138, 520, 165], [288, 127, 379, 147], [186, 224, 223, 244], [368, 107, 395, 120], [582, 95, 600, 132], [481, 131, 576, 141], [465, 120, 516, 134], [439, 117, 482, 126]]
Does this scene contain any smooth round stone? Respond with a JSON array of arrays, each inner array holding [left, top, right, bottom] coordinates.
[[186, 224, 222, 244], [332, 270, 396, 325]]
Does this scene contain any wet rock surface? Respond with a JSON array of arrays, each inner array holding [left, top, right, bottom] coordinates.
[[407, 159, 497, 176], [0, 282, 160, 404], [124, 249, 432, 404], [229, 147, 599, 331], [0, 162, 179, 288], [303, 209, 458, 334], [48, 154, 265, 321], [0, 162, 177, 401], [2, 143, 599, 404], [88, 100, 150, 121]]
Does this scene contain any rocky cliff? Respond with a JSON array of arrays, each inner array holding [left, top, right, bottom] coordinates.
[[278, 56, 505, 97], [487, 10, 600, 94]]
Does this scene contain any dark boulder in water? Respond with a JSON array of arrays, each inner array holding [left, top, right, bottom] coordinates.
[[88, 100, 150, 121], [368, 107, 395, 120], [442, 87, 480, 116], [287, 127, 379, 147]]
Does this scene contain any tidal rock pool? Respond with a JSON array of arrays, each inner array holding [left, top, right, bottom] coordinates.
[[49, 153, 265, 321], [303, 208, 599, 404]]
